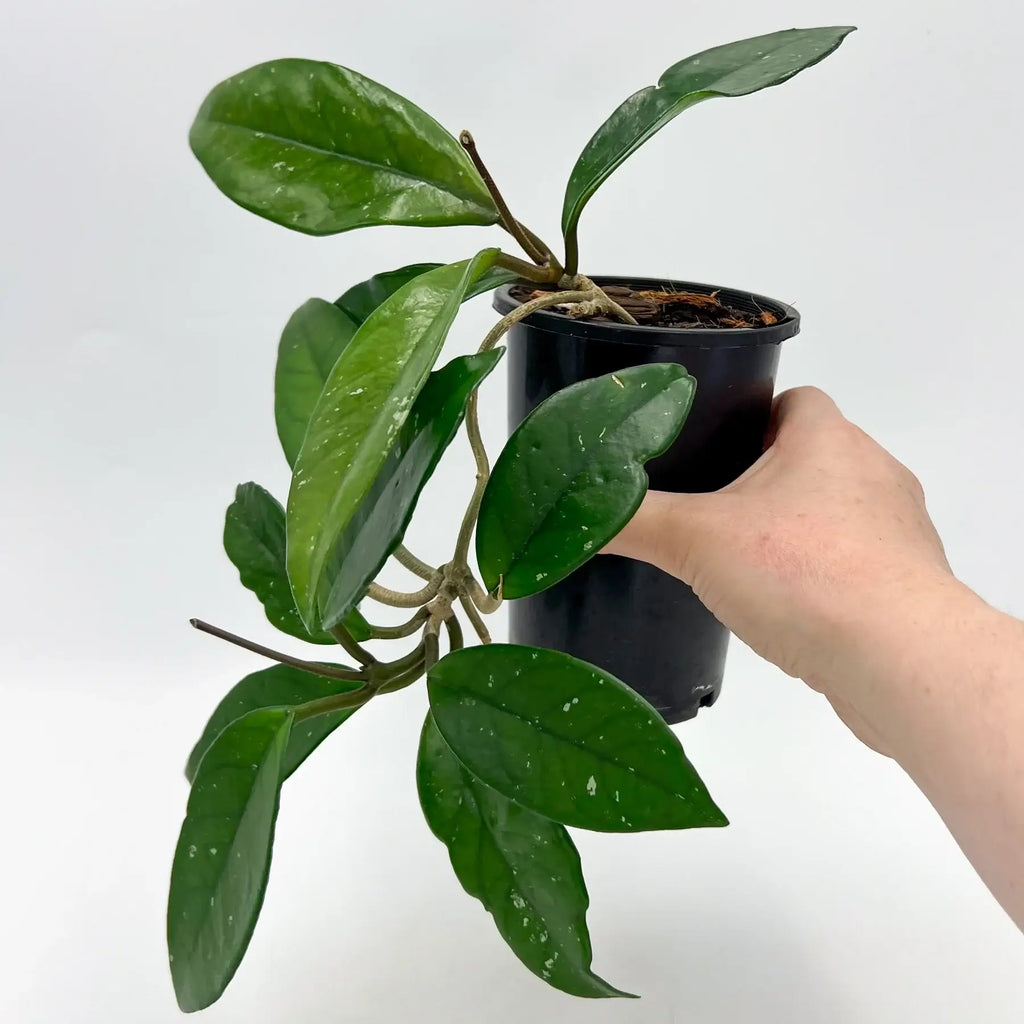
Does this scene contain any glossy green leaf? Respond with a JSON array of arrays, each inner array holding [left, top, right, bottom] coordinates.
[[184, 664, 363, 784], [343, 606, 373, 643], [335, 264, 441, 324], [318, 349, 503, 629], [465, 266, 520, 301], [287, 251, 498, 631], [337, 263, 518, 324], [477, 363, 695, 599], [462, 266, 516, 301], [276, 266, 520, 469], [417, 715, 632, 997], [168, 708, 292, 1011], [224, 483, 369, 643], [275, 300, 359, 468], [561, 27, 856, 241], [428, 645, 727, 833], [190, 59, 498, 235]]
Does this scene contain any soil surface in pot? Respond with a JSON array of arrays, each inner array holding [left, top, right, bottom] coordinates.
[[510, 282, 779, 330]]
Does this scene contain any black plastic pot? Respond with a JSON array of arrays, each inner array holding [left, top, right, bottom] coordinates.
[[494, 277, 800, 723]]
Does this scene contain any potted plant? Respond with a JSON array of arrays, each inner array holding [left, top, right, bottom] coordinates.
[[168, 26, 855, 1011]]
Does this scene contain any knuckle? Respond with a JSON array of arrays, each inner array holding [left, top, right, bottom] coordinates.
[[901, 466, 926, 498]]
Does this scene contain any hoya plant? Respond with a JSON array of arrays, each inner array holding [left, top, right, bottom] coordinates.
[[169, 26, 855, 1010]]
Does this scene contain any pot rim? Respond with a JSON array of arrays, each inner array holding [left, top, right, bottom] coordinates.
[[492, 275, 800, 349]]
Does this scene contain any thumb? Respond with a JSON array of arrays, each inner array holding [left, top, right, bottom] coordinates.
[[603, 489, 716, 583]]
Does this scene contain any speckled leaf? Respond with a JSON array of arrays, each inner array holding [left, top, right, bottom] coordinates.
[[318, 349, 503, 629], [224, 483, 369, 643], [427, 645, 727, 833], [275, 300, 359, 468], [477, 363, 695, 599], [168, 708, 292, 1012], [184, 664, 363, 784], [286, 251, 498, 631], [561, 27, 855, 244], [190, 59, 498, 235], [276, 267, 516, 471], [417, 715, 633, 997]]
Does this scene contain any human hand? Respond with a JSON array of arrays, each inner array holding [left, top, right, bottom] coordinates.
[[605, 386, 955, 753]]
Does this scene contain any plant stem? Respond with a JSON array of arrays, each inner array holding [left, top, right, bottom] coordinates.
[[452, 389, 490, 566], [450, 286, 601, 574], [368, 579, 441, 609], [479, 287, 595, 352], [329, 623, 376, 666], [375, 655, 426, 694], [423, 629, 441, 674], [460, 131, 560, 272], [293, 685, 372, 722], [602, 294, 639, 326], [517, 222, 560, 268], [393, 545, 439, 582], [458, 594, 491, 644], [445, 614, 464, 653], [495, 251, 560, 284], [373, 638, 426, 675], [366, 607, 429, 640], [373, 639, 428, 693], [464, 575, 502, 614], [563, 225, 580, 278], [189, 619, 365, 682], [565, 275, 639, 326]]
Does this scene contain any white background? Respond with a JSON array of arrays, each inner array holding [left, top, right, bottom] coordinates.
[[2, 1, 1022, 1021]]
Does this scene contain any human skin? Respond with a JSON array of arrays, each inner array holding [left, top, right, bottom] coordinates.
[[605, 387, 1024, 930]]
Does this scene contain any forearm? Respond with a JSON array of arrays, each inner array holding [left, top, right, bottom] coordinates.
[[610, 389, 1024, 927], [826, 573, 1024, 928]]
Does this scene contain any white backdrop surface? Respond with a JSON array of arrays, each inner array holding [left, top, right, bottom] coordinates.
[[1, 1, 1022, 1021]]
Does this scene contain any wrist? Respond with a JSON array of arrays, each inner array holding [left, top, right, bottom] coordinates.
[[807, 566, 992, 760]]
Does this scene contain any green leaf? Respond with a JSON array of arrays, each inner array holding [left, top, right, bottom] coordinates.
[[417, 715, 633, 998], [168, 708, 292, 1011], [275, 300, 360, 468], [477, 363, 695, 599], [184, 664, 363, 784], [336, 264, 442, 324], [277, 264, 518, 471], [224, 482, 369, 644], [561, 27, 856, 241], [318, 349, 504, 629], [286, 251, 498, 631], [190, 59, 499, 235], [427, 645, 727, 833], [341, 606, 373, 643], [461, 265, 520, 302], [337, 263, 519, 324]]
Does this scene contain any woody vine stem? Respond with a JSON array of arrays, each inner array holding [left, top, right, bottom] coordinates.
[[190, 133, 637, 713]]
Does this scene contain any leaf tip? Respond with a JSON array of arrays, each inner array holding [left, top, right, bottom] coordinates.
[[590, 973, 640, 1000], [706, 803, 730, 828]]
